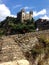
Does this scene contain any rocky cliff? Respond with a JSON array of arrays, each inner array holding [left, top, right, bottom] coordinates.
[[0, 30, 49, 65]]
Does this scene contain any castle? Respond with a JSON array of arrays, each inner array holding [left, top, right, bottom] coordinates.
[[17, 9, 33, 23]]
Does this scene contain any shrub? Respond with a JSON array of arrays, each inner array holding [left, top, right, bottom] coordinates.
[[39, 35, 49, 47], [31, 48, 44, 59]]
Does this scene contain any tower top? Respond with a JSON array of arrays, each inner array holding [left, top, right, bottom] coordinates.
[[21, 9, 25, 12], [30, 11, 33, 14]]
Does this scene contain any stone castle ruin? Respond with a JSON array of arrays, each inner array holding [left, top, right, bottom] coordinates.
[[17, 9, 33, 23]]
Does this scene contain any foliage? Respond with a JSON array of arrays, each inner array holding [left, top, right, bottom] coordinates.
[[0, 16, 36, 35], [0, 28, 5, 36], [31, 47, 44, 59], [30, 35, 49, 59], [39, 35, 49, 47]]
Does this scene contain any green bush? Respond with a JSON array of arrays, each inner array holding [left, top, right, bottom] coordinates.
[[39, 35, 49, 47], [0, 16, 36, 34], [31, 48, 44, 59]]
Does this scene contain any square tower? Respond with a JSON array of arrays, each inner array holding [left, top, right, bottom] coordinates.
[[17, 9, 33, 23]]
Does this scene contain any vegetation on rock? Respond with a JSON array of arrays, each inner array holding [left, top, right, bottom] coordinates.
[[0, 17, 36, 35]]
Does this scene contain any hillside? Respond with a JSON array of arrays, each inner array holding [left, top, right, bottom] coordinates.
[[0, 30, 49, 65], [0, 16, 49, 36], [0, 16, 35, 35]]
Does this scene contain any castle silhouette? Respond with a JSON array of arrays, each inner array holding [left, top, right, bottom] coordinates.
[[17, 9, 33, 23]]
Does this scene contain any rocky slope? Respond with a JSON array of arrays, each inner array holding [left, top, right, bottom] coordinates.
[[0, 30, 49, 65]]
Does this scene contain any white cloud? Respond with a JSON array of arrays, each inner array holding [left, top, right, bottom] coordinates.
[[0, 4, 11, 21], [0, 4, 16, 21], [33, 9, 46, 17], [24, 6, 33, 10], [24, 7, 29, 10], [0, 4, 48, 21], [13, 4, 22, 9], [40, 15, 49, 20], [26, 11, 29, 14], [9, 15, 17, 18]]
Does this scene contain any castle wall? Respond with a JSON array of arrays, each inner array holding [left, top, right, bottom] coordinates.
[[17, 9, 33, 23]]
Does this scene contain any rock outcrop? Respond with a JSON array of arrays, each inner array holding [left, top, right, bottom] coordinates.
[[0, 30, 49, 65]]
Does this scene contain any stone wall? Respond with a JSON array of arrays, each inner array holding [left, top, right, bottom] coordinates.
[[0, 30, 49, 63], [0, 36, 26, 62]]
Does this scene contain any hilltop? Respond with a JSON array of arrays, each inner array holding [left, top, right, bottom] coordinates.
[[0, 9, 49, 36], [0, 16, 35, 35], [0, 16, 49, 36]]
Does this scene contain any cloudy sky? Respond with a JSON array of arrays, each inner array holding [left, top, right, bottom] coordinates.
[[0, 0, 49, 21]]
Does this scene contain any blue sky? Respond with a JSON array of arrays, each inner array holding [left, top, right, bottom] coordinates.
[[0, 0, 49, 21]]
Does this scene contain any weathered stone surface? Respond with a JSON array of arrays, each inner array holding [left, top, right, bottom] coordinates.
[[0, 36, 26, 62], [0, 60, 30, 65], [0, 30, 49, 65]]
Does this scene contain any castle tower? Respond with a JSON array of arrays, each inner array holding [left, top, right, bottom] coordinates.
[[17, 9, 33, 23], [29, 11, 33, 21], [21, 9, 25, 23]]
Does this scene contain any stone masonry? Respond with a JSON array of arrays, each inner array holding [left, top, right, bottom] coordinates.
[[0, 30, 49, 63]]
